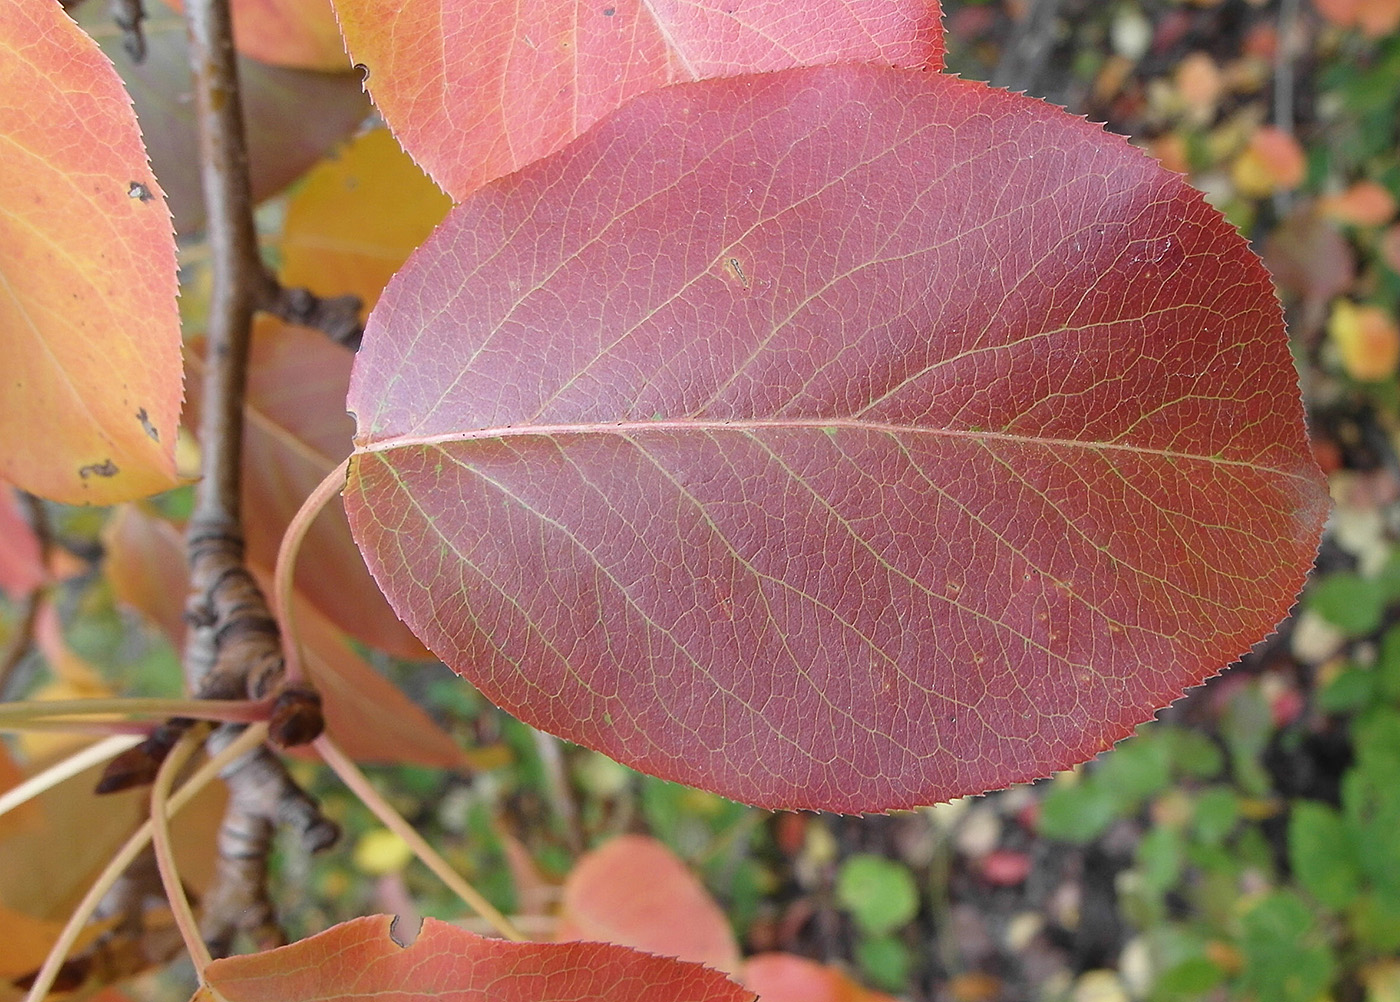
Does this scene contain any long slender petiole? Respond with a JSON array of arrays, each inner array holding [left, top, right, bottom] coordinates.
[[314, 733, 528, 942]]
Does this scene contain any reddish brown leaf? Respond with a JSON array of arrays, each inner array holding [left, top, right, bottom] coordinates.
[[0, 0, 181, 504], [186, 320, 426, 658], [345, 66, 1328, 811], [193, 915, 754, 1002], [76, 1, 370, 235], [556, 835, 741, 975], [102, 506, 466, 768], [331, 0, 944, 200]]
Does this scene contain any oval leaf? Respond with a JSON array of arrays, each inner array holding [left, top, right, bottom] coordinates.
[[194, 915, 754, 1002], [345, 67, 1328, 811], [331, 0, 944, 200], [0, 0, 181, 504]]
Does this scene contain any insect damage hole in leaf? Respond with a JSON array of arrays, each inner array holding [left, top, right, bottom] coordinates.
[[345, 65, 1328, 813]]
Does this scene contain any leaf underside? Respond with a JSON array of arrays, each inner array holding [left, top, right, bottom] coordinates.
[[346, 66, 1328, 812]]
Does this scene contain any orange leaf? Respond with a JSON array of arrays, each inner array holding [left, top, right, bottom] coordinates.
[[0, 0, 182, 504], [1232, 126, 1306, 197], [194, 916, 755, 1002], [1329, 300, 1400, 382], [556, 835, 741, 976], [1313, 0, 1400, 35], [743, 954, 897, 1002], [0, 905, 115, 980], [280, 129, 452, 316], [75, 0, 370, 235], [1318, 180, 1398, 227], [1174, 52, 1223, 118]]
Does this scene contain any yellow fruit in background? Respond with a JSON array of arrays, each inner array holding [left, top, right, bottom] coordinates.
[[353, 828, 414, 876]]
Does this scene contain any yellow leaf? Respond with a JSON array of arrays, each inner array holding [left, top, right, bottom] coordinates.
[[280, 129, 452, 316]]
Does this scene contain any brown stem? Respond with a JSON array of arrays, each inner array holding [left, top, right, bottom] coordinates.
[[259, 276, 365, 350], [176, 0, 333, 955]]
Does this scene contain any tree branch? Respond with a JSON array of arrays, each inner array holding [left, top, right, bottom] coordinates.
[[167, 0, 335, 955]]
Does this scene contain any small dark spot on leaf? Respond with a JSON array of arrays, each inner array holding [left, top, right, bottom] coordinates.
[[79, 459, 119, 479], [602, 6, 615, 13], [136, 407, 159, 442], [128, 181, 153, 202]]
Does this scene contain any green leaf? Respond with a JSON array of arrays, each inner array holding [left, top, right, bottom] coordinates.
[[1191, 787, 1240, 847], [1319, 665, 1378, 713], [854, 934, 912, 993], [1237, 891, 1336, 1002], [1305, 572, 1387, 636], [1288, 801, 1361, 909], [836, 854, 920, 936], [1167, 728, 1225, 780], [1097, 730, 1173, 803], [1039, 778, 1121, 843], [1137, 825, 1184, 897]]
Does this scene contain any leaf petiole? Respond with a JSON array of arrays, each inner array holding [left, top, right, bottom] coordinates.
[[273, 456, 351, 687], [150, 725, 216, 974], [314, 733, 528, 942], [0, 696, 272, 728]]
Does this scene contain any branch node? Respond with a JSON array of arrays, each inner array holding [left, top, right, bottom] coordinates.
[[268, 684, 325, 748]]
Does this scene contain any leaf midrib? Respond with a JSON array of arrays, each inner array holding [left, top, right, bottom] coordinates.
[[354, 416, 1306, 481]]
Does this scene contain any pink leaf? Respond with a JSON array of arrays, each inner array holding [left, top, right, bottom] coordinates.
[[345, 66, 1327, 812]]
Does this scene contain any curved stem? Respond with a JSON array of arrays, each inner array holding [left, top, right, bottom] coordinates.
[[0, 697, 271, 727], [314, 733, 527, 942], [23, 723, 269, 1002], [150, 725, 215, 975], [273, 457, 350, 687], [0, 734, 142, 821]]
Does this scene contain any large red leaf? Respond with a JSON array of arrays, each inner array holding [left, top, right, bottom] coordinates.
[[0, 0, 181, 504], [344, 66, 1328, 812], [331, 0, 944, 200], [192, 915, 754, 1002]]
